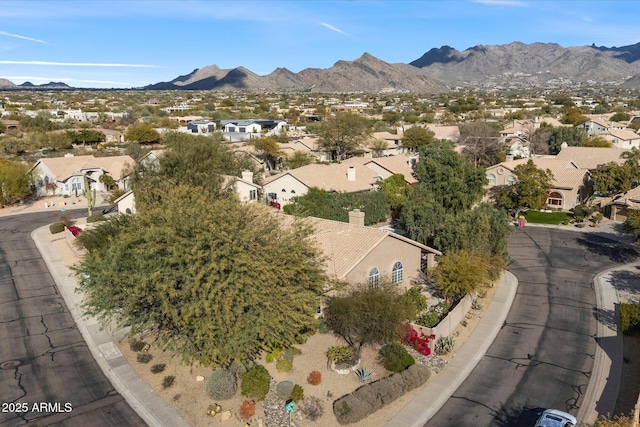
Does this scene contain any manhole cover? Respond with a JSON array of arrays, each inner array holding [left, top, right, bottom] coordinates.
[[0, 360, 22, 370]]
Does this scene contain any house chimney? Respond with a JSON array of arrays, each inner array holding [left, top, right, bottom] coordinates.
[[349, 209, 365, 226], [347, 166, 356, 181], [241, 170, 253, 183]]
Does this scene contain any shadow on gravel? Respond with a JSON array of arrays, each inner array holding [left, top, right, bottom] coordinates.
[[575, 235, 639, 264]]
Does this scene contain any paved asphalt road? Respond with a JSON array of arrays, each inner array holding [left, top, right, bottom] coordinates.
[[426, 226, 638, 427], [0, 211, 145, 427]]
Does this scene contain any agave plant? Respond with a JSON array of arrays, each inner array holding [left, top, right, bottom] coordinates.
[[355, 367, 372, 382]]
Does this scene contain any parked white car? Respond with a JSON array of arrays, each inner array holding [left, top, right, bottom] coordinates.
[[534, 409, 576, 427]]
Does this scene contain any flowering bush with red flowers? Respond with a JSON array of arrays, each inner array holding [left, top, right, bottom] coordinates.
[[66, 225, 83, 237], [402, 323, 435, 356], [239, 400, 255, 420]]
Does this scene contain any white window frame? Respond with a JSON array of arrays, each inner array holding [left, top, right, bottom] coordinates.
[[369, 268, 380, 289], [391, 261, 404, 284]]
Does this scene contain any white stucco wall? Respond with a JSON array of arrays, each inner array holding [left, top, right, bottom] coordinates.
[[262, 174, 309, 206]]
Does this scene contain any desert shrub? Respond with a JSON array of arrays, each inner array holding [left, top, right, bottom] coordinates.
[[290, 384, 304, 403], [136, 353, 153, 364], [49, 222, 65, 234], [472, 299, 484, 310], [477, 289, 488, 298], [326, 346, 354, 364], [206, 370, 237, 401], [57, 213, 74, 226], [400, 287, 429, 319], [415, 301, 450, 328], [307, 370, 322, 385], [276, 359, 293, 372], [162, 375, 175, 389], [239, 400, 255, 420], [620, 303, 640, 334], [150, 363, 166, 374], [87, 213, 106, 223], [266, 347, 282, 363], [355, 367, 372, 382], [129, 339, 146, 352], [434, 336, 455, 355], [333, 364, 430, 424], [241, 365, 271, 401], [377, 342, 415, 373], [593, 413, 634, 426], [299, 396, 324, 421]]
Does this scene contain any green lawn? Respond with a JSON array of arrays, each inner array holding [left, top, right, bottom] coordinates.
[[521, 210, 572, 225]]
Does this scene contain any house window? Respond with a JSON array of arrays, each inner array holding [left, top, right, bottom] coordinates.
[[282, 188, 286, 192], [249, 190, 256, 200], [291, 190, 296, 194], [506, 175, 516, 185], [369, 268, 380, 289], [239, 127, 246, 133], [228, 126, 236, 132], [547, 191, 563, 207], [391, 262, 404, 284], [487, 174, 496, 185]]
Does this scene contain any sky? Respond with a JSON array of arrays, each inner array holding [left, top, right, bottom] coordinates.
[[1, 0, 640, 89]]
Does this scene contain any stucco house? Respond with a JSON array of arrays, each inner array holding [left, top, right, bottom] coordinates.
[[31, 154, 134, 197], [221, 119, 286, 135], [362, 156, 418, 185], [280, 211, 441, 294], [485, 158, 590, 210], [114, 190, 135, 214], [262, 157, 379, 206], [554, 146, 631, 169], [577, 118, 626, 136], [222, 171, 261, 203], [186, 120, 216, 134], [603, 185, 640, 222], [599, 129, 640, 149]]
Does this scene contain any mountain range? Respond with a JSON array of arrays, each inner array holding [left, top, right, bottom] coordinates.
[[3, 42, 640, 92]]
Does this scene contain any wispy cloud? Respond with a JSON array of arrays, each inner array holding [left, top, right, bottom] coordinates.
[[472, 0, 528, 6], [0, 60, 160, 68], [0, 30, 47, 44], [318, 21, 349, 36]]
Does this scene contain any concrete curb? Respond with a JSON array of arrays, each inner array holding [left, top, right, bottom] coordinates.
[[577, 267, 624, 424], [31, 225, 189, 427], [385, 270, 518, 427]]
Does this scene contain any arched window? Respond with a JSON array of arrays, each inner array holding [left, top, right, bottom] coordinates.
[[506, 175, 516, 186], [487, 174, 496, 185], [369, 268, 380, 289], [391, 261, 404, 284], [547, 191, 563, 207]]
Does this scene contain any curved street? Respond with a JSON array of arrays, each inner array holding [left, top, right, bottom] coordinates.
[[426, 226, 638, 427], [0, 211, 145, 426]]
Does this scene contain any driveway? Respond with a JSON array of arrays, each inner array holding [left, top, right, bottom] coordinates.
[[0, 211, 145, 426], [425, 226, 638, 427]]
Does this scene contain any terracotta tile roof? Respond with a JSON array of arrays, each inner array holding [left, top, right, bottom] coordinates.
[[34, 155, 134, 181], [264, 157, 378, 193], [496, 158, 587, 190], [279, 214, 441, 279], [364, 156, 418, 184], [603, 128, 640, 141], [555, 146, 630, 169]]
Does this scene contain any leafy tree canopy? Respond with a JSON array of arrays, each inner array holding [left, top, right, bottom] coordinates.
[[592, 162, 638, 195], [323, 283, 414, 354], [610, 112, 631, 122], [125, 122, 160, 144], [494, 160, 554, 214], [309, 112, 371, 160], [583, 135, 613, 148], [75, 187, 326, 367], [546, 126, 587, 154], [130, 132, 255, 210], [401, 126, 436, 152], [431, 250, 491, 303], [66, 129, 105, 145], [283, 187, 390, 226], [0, 159, 32, 205], [251, 136, 282, 170], [283, 151, 315, 169]]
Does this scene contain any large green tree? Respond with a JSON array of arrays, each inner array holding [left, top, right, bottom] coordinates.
[[495, 160, 554, 215], [591, 162, 637, 195], [546, 126, 587, 154], [401, 126, 435, 152], [125, 122, 160, 144], [75, 188, 326, 367], [311, 112, 371, 160], [130, 132, 255, 210], [0, 159, 31, 205], [431, 250, 491, 304], [251, 136, 283, 170]]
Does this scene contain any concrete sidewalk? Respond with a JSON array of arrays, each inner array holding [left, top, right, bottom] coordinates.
[[385, 270, 519, 427], [32, 225, 189, 427]]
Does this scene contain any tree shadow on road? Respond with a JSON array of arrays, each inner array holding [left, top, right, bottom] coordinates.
[[608, 269, 640, 303], [492, 404, 546, 427], [575, 235, 638, 264]]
